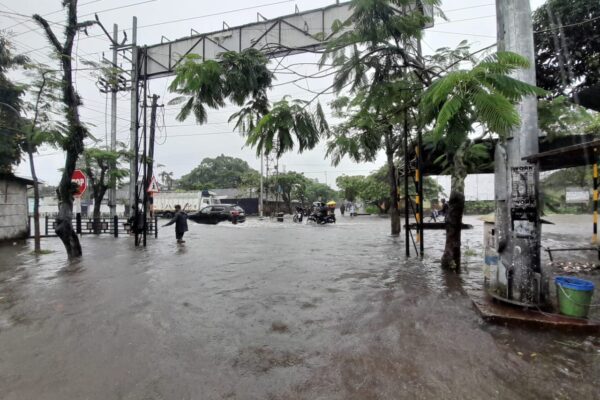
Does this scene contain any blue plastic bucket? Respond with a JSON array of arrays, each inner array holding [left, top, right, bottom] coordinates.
[[555, 276, 595, 318]]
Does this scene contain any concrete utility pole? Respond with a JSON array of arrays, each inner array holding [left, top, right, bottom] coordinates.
[[128, 16, 138, 215], [493, 0, 546, 306], [109, 23, 118, 218], [147, 94, 159, 192]]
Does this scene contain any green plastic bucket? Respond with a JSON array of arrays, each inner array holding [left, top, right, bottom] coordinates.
[[555, 276, 595, 318]]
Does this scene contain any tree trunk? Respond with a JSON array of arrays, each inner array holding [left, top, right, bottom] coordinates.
[[386, 150, 400, 236], [34, 2, 93, 259], [27, 74, 46, 254], [441, 147, 467, 271], [88, 167, 107, 234], [55, 199, 81, 258], [27, 148, 41, 253], [92, 193, 104, 234]]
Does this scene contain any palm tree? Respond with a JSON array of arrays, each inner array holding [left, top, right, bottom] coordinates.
[[420, 51, 545, 270], [325, 82, 417, 235], [320, 0, 439, 235], [168, 49, 273, 124], [245, 98, 327, 159], [159, 171, 174, 191]]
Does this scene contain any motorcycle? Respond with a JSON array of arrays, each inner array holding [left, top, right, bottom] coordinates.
[[307, 206, 336, 224]]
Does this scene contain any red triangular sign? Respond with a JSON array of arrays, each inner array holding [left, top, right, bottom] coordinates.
[[147, 176, 160, 193]]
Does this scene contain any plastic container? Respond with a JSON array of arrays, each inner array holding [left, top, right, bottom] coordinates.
[[555, 276, 595, 318]]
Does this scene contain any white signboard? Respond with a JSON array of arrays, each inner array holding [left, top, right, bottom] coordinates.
[[566, 187, 590, 204]]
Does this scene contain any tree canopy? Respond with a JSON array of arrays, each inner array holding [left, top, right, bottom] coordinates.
[[268, 171, 335, 211], [0, 36, 28, 173], [533, 0, 600, 96], [178, 155, 260, 190], [168, 49, 273, 124]]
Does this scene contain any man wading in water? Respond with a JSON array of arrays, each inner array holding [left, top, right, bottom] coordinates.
[[162, 204, 188, 243]]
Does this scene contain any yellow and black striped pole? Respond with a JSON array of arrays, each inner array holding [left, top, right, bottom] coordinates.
[[593, 161, 598, 244], [415, 145, 421, 245], [417, 127, 424, 256]]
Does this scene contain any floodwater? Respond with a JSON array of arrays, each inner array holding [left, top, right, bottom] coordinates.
[[0, 214, 598, 399]]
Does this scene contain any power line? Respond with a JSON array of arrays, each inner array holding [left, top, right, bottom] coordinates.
[[534, 15, 600, 34], [3, 0, 105, 31], [436, 15, 495, 26], [427, 30, 496, 39], [9, 0, 156, 40], [443, 4, 494, 13]]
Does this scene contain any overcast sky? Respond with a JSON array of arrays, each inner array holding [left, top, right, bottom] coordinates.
[[3, 0, 545, 188]]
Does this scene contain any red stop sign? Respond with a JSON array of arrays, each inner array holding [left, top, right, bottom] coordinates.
[[71, 169, 87, 197]]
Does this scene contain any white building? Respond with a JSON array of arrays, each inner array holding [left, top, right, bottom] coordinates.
[[0, 174, 33, 241]]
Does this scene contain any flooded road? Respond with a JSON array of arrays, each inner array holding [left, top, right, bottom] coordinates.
[[0, 215, 598, 399]]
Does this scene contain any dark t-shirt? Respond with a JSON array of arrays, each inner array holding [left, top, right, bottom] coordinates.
[[441, 202, 449, 215], [166, 211, 188, 233]]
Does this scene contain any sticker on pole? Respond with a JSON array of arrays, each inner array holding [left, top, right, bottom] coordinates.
[[147, 176, 160, 193], [71, 169, 87, 197]]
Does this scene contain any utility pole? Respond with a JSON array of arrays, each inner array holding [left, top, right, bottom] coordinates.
[[493, 0, 546, 306], [129, 16, 138, 216], [109, 23, 118, 218], [147, 94, 160, 195], [259, 151, 264, 218]]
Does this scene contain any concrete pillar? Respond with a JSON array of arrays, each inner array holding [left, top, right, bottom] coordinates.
[[493, 0, 546, 306]]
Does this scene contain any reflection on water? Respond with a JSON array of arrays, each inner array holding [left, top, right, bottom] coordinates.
[[0, 215, 598, 399]]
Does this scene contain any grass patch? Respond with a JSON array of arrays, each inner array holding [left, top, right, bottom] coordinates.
[[30, 249, 55, 255], [463, 248, 478, 257]]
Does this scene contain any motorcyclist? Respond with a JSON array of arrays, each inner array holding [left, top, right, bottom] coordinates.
[[294, 205, 304, 222]]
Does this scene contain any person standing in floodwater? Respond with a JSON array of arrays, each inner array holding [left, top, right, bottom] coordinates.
[[162, 204, 188, 243], [348, 202, 356, 217]]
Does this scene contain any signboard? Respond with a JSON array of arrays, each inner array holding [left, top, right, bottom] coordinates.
[[566, 187, 590, 204], [511, 166, 536, 208], [147, 176, 160, 193], [71, 169, 87, 197]]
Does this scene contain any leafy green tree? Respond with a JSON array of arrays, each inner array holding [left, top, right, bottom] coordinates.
[[267, 171, 309, 213], [158, 170, 174, 191], [34, 1, 97, 258], [0, 36, 28, 173], [322, 0, 439, 235], [584, 114, 600, 136], [168, 49, 273, 124], [304, 180, 336, 204], [82, 146, 129, 233], [360, 169, 389, 212], [336, 175, 366, 203], [22, 66, 65, 252], [420, 52, 545, 270], [246, 97, 327, 159], [538, 96, 596, 140], [533, 0, 600, 97], [178, 155, 259, 190]]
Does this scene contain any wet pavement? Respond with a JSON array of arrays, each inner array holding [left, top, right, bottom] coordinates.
[[0, 214, 598, 399]]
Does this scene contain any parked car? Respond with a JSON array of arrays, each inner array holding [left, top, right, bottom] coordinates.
[[188, 204, 246, 225]]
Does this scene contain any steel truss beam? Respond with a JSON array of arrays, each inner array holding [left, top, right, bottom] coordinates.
[[138, 1, 433, 80]]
